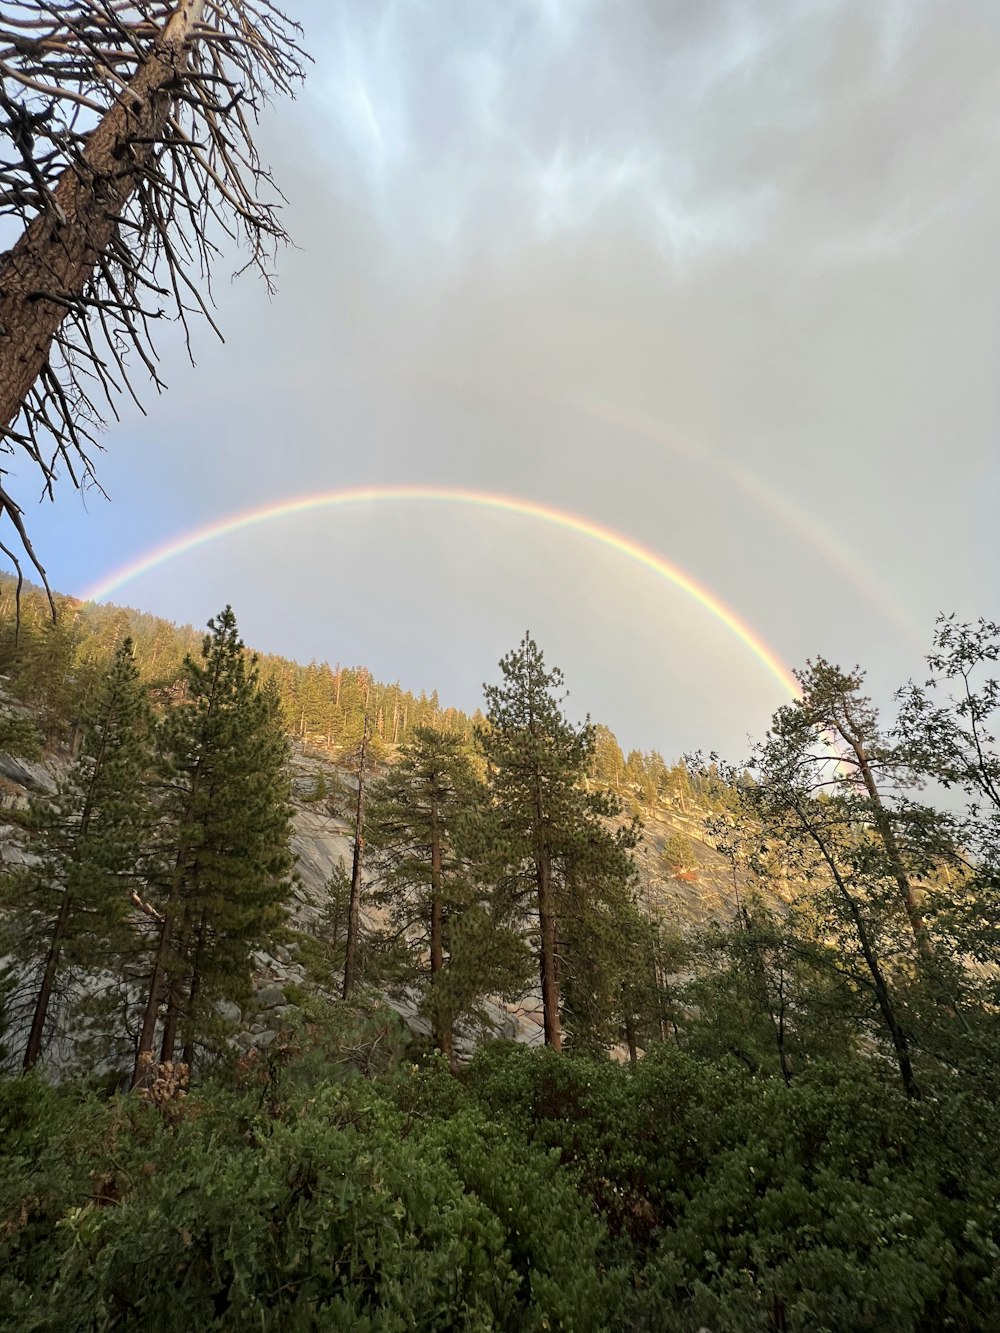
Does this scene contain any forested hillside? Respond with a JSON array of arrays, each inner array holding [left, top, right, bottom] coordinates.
[[0, 575, 476, 752], [2, 581, 1000, 1328]]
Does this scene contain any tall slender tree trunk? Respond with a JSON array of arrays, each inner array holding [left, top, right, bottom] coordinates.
[[843, 730, 935, 960], [342, 716, 370, 999], [23, 704, 114, 1071], [840, 720, 964, 1025], [158, 908, 192, 1062], [623, 1000, 638, 1068], [22, 893, 73, 1071], [428, 796, 457, 1071], [132, 910, 173, 1087], [0, 0, 205, 432], [799, 801, 919, 1100], [535, 820, 562, 1050], [181, 912, 208, 1070]]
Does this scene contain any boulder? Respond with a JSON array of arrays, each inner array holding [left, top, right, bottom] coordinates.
[[215, 1000, 241, 1026], [255, 983, 286, 1010]]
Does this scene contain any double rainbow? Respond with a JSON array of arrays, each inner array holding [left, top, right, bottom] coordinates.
[[81, 485, 801, 699]]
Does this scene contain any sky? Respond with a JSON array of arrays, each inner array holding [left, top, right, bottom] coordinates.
[[11, 0, 1000, 759]]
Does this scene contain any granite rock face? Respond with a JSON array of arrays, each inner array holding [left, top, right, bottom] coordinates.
[[0, 732, 747, 1067]]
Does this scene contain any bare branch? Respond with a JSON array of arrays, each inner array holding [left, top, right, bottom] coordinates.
[[0, 0, 309, 596]]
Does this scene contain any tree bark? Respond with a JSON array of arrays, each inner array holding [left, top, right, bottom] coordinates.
[[158, 908, 192, 1063], [181, 912, 208, 1070], [838, 715, 963, 1024], [428, 794, 457, 1071], [22, 892, 72, 1071], [23, 695, 115, 1071], [342, 716, 370, 999], [624, 1005, 638, 1068], [132, 909, 173, 1087], [798, 798, 919, 1100], [841, 728, 935, 961], [536, 837, 562, 1051], [0, 1, 205, 433]]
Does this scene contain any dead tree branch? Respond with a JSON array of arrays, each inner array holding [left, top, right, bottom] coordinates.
[[0, 0, 308, 600]]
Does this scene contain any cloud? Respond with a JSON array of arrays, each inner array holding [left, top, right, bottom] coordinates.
[[34, 0, 1000, 758]]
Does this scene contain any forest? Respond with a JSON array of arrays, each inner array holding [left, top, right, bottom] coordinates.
[[0, 2, 996, 1328], [1, 578, 999, 1331]]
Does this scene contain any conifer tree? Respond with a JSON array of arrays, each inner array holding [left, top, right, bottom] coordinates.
[[771, 661, 966, 1025], [342, 711, 374, 1000], [132, 609, 293, 1083], [739, 714, 922, 1098], [367, 726, 526, 1069], [557, 818, 641, 1054], [478, 634, 637, 1051], [0, 639, 151, 1070]]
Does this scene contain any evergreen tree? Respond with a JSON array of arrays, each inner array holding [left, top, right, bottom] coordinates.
[[0, 700, 41, 761], [342, 712, 374, 1000], [132, 609, 293, 1083], [557, 818, 641, 1054], [0, 640, 151, 1071], [367, 726, 527, 1069], [737, 709, 922, 1098], [774, 661, 967, 1025], [477, 634, 638, 1051]]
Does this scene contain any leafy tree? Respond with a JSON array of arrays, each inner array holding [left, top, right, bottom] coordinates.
[[0, 639, 151, 1071], [132, 608, 293, 1082], [478, 634, 637, 1051]]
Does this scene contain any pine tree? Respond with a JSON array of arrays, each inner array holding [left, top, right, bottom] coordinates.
[[367, 726, 526, 1069], [132, 609, 293, 1084], [556, 815, 641, 1054], [772, 660, 966, 1030], [477, 634, 638, 1051], [738, 716, 922, 1099], [0, 639, 152, 1071], [342, 711, 374, 1000]]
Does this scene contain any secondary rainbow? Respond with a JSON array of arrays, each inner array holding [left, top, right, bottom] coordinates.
[[81, 486, 801, 699]]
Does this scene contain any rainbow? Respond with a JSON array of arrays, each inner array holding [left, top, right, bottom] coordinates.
[[576, 396, 919, 645], [80, 486, 801, 699]]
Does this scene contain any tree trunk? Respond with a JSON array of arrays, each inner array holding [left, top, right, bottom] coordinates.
[[536, 840, 562, 1051], [624, 1004, 638, 1068], [22, 892, 73, 1071], [843, 731, 935, 960], [428, 795, 457, 1071], [799, 801, 919, 1100], [132, 910, 173, 1087], [158, 909, 192, 1063], [23, 695, 116, 1071], [841, 724, 964, 1025], [342, 716, 370, 999], [0, 1, 205, 432], [181, 912, 208, 1070], [159, 988, 179, 1063]]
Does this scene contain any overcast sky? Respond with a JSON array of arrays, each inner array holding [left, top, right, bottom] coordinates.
[[20, 0, 1000, 758]]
